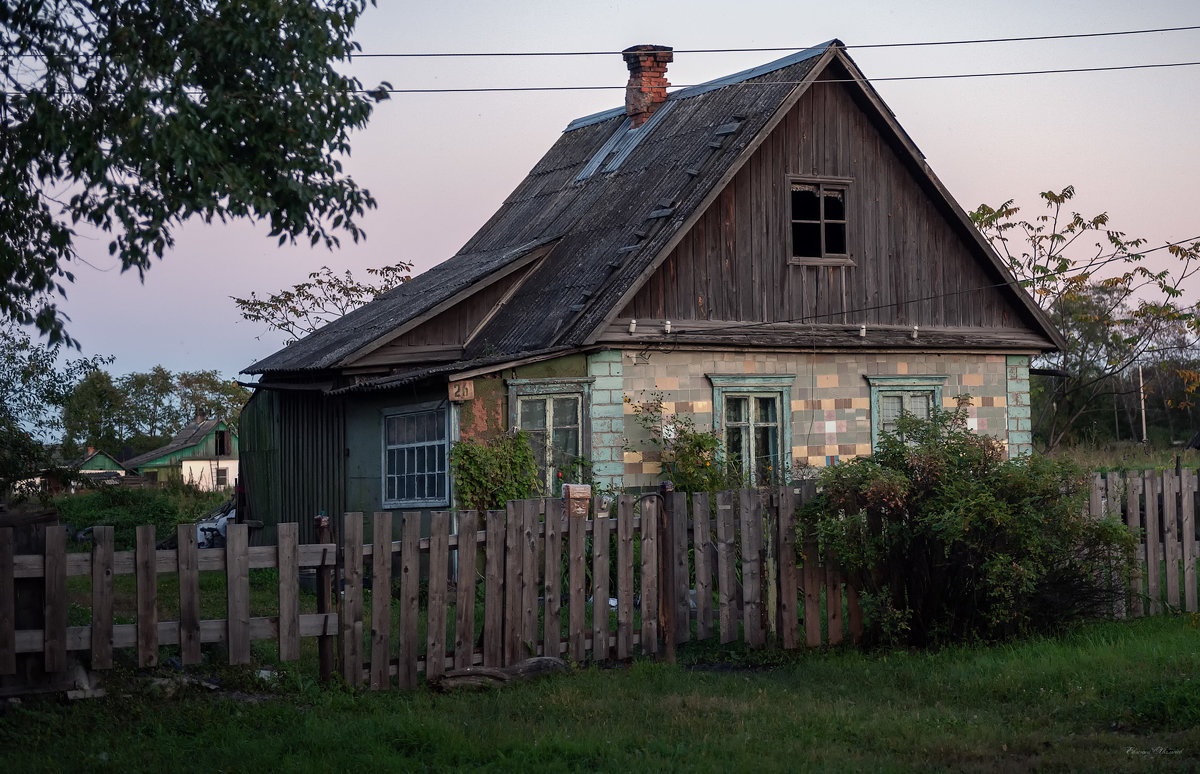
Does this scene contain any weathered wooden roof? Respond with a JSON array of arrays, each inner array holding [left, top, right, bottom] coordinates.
[[245, 40, 1060, 376]]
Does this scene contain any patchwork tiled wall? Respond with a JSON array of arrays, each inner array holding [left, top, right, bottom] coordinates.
[[1006, 354, 1033, 457], [616, 349, 1020, 490], [587, 350, 625, 492]]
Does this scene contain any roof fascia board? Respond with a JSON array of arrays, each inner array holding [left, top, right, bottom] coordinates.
[[338, 241, 555, 368], [829, 50, 1068, 351], [581, 45, 841, 346], [463, 245, 555, 348]]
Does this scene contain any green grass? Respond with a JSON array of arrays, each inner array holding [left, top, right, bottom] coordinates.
[[2, 616, 1198, 772]]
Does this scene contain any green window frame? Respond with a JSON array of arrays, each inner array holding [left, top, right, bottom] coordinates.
[[708, 375, 794, 484], [865, 375, 947, 448], [508, 378, 593, 494]]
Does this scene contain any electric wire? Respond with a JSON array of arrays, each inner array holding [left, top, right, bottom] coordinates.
[[667, 234, 1200, 337], [354, 25, 1200, 57]]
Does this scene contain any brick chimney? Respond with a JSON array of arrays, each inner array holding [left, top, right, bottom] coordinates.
[[623, 45, 673, 128]]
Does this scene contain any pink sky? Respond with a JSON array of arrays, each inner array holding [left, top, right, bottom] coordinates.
[[55, 0, 1200, 381]]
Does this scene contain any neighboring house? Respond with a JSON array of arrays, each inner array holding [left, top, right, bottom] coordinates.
[[124, 417, 238, 492], [240, 40, 1062, 541], [72, 448, 133, 486]]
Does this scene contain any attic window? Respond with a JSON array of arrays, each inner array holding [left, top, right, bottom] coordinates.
[[790, 179, 851, 265]]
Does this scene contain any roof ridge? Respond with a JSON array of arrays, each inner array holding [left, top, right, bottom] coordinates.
[[564, 39, 840, 132]]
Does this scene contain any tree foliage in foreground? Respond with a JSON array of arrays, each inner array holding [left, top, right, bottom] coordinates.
[[971, 186, 1200, 450], [805, 408, 1136, 647], [232, 262, 410, 343], [1, 0, 386, 343]]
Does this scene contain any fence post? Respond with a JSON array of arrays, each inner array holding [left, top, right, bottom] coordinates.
[[314, 514, 334, 684]]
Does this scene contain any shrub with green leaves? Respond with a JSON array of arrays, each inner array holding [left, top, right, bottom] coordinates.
[[55, 482, 226, 550], [449, 430, 541, 512], [805, 406, 1136, 647]]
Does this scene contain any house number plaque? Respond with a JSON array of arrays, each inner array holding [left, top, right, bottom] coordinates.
[[448, 380, 474, 402]]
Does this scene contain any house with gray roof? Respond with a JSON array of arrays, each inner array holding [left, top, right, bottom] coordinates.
[[240, 40, 1061, 541], [124, 416, 238, 491]]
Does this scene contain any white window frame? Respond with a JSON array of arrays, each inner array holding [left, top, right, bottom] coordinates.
[[382, 401, 450, 509]]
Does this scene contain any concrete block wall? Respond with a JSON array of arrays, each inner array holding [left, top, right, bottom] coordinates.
[[586, 350, 625, 492], [1006, 354, 1033, 457], [615, 349, 1016, 490]]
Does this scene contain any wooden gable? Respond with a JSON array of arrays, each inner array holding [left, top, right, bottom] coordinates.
[[613, 59, 1048, 346]]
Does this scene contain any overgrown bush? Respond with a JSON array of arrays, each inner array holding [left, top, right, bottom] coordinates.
[[55, 481, 226, 550], [449, 430, 541, 512], [804, 406, 1136, 647], [627, 392, 730, 493]]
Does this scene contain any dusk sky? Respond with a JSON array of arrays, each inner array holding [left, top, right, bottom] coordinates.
[[54, 0, 1200, 383]]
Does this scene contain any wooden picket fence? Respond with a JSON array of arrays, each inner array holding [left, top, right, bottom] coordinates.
[[3, 470, 1198, 694], [0, 486, 860, 691], [1088, 468, 1199, 616]]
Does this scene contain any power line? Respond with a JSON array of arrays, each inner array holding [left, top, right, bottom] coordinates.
[[353, 60, 1200, 94], [671, 235, 1200, 336], [354, 24, 1200, 58]]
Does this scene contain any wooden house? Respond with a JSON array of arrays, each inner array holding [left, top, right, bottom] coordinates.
[[240, 41, 1061, 541], [124, 417, 238, 491]]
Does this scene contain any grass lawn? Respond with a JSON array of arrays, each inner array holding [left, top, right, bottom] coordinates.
[[2, 616, 1199, 772]]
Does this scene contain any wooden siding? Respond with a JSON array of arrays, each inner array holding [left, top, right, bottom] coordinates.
[[239, 390, 346, 544], [352, 267, 531, 367], [619, 73, 1033, 334]]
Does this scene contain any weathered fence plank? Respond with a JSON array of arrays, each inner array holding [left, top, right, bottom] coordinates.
[[1163, 473, 1180, 609], [426, 511, 451, 682], [482, 510, 505, 668], [226, 523, 252, 666], [176, 524, 201, 666], [542, 501, 563, 660], [90, 526, 115, 670], [777, 486, 800, 649], [568, 501, 587, 662], [740, 490, 764, 648], [1126, 474, 1144, 618], [315, 516, 335, 684], [397, 512, 421, 689], [1183, 470, 1198, 613], [592, 511, 611, 661], [520, 501, 539, 655], [1144, 472, 1161, 615], [715, 491, 736, 644], [276, 522, 300, 663], [369, 513, 393, 689], [503, 503, 521, 666], [454, 511, 479, 670], [0, 528, 12, 676], [42, 526, 67, 674], [802, 535, 822, 648], [692, 492, 713, 641], [825, 554, 844, 647], [135, 525, 158, 668], [338, 515, 362, 684], [640, 497, 659, 655], [670, 491, 690, 645], [616, 495, 635, 659]]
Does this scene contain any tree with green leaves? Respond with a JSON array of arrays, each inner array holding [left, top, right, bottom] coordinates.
[[0, 323, 108, 494], [971, 186, 1200, 451], [1, 0, 387, 344], [60, 366, 251, 459], [232, 262, 410, 342]]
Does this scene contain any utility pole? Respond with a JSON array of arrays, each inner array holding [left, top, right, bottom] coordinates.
[[1139, 364, 1148, 444]]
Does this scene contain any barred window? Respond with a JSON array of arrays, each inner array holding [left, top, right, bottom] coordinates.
[[383, 406, 448, 507]]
